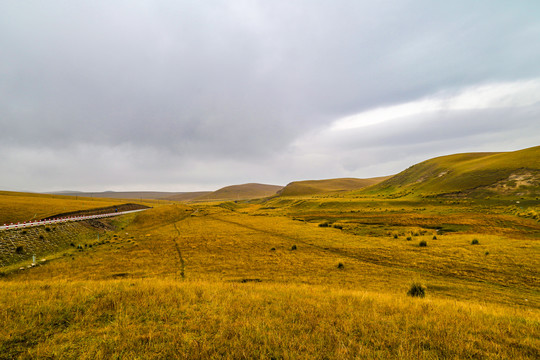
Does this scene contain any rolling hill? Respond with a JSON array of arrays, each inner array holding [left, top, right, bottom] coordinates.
[[164, 191, 213, 201], [364, 145, 540, 198], [193, 183, 283, 201], [278, 176, 391, 196]]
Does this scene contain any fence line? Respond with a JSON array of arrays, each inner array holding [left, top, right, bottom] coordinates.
[[1, 209, 147, 231]]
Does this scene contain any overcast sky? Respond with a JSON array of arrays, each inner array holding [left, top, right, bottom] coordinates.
[[1, 1, 539, 192]]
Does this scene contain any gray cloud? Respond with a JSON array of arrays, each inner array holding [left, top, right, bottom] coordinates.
[[1, 1, 539, 191]]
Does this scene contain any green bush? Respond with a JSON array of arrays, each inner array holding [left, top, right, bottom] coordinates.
[[407, 282, 425, 298]]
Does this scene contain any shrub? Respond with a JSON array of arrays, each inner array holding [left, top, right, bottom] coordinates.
[[485, 251, 490, 255], [39, 235, 44, 240], [471, 239, 479, 245], [291, 245, 297, 251], [419, 240, 427, 247], [15, 246, 24, 254], [432, 235, 437, 240], [393, 234, 398, 239], [333, 224, 343, 230], [45, 227, 51, 232], [337, 262, 344, 269], [22, 230, 27, 235], [407, 282, 425, 298], [270, 247, 276, 251], [406, 236, 412, 241], [318, 222, 330, 228], [70, 243, 75, 247]]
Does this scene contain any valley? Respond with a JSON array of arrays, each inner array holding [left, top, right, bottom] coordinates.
[[1, 146, 539, 359]]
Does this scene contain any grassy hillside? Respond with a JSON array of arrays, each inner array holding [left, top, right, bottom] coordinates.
[[278, 176, 391, 197], [0, 191, 138, 225], [164, 191, 213, 202], [194, 183, 283, 201], [364, 145, 540, 198]]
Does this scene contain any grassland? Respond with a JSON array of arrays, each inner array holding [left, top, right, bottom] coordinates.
[[193, 183, 284, 201], [0, 191, 143, 225], [1, 146, 540, 358], [278, 177, 391, 197], [1, 192, 539, 358], [365, 145, 540, 198]]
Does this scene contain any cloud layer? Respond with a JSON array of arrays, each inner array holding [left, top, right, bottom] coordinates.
[[1, 1, 539, 191]]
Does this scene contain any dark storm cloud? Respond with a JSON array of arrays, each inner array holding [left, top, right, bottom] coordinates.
[[1, 1, 539, 191]]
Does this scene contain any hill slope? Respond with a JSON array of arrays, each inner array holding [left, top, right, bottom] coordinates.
[[50, 191, 181, 200], [194, 183, 283, 201], [164, 191, 213, 201], [278, 177, 391, 196], [0, 191, 132, 224], [365, 145, 540, 198]]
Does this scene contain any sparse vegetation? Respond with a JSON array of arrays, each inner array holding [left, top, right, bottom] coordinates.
[[1, 147, 539, 359], [407, 282, 426, 298]]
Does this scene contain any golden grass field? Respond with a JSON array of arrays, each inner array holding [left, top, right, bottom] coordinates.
[[0, 191, 162, 225], [1, 188, 539, 359]]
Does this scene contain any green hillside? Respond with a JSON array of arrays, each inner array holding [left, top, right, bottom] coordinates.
[[364, 145, 540, 198], [279, 177, 391, 196]]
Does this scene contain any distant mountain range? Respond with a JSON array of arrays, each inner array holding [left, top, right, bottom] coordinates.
[[49, 191, 211, 201]]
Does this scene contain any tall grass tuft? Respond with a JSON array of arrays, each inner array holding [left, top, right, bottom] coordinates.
[[407, 282, 426, 298]]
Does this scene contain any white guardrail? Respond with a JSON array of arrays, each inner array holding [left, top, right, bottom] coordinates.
[[0, 209, 147, 231]]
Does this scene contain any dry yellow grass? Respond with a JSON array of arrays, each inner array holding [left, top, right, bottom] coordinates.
[[0, 190, 149, 225], [0, 279, 538, 359], [1, 195, 539, 358]]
